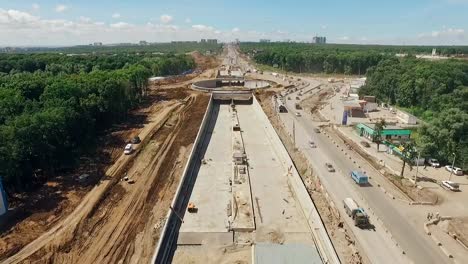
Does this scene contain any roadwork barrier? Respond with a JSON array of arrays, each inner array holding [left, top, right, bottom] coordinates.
[[151, 94, 214, 264]]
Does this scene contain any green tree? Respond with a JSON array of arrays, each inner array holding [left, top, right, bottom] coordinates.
[[372, 119, 387, 151], [399, 141, 417, 177]]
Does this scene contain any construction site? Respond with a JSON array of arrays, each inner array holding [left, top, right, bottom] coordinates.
[[0, 45, 339, 264]]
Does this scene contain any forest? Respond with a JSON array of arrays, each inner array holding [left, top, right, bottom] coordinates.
[[0, 52, 196, 192], [359, 58, 468, 169], [240, 42, 468, 75]]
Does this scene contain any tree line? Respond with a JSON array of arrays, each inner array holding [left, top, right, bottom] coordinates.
[[359, 57, 468, 169], [241, 43, 468, 75], [0, 52, 196, 192]]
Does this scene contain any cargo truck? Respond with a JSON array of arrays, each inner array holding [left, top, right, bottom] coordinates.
[[343, 197, 369, 227], [350, 171, 368, 185]]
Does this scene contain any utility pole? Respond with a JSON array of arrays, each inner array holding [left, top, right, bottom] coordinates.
[[448, 152, 456, 181], [415, 150, 421, 184], [293, 119, 296, 148]]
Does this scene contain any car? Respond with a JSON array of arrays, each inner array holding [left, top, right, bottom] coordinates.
[[360, 141, 370, 148], [445, 165, 464, 176], [309, 141, 317, 148], [296, 97, 300, 100], [287, 97, 291, 100], [314, 128, 320, 133], [427, 158, 440, 168], [325, 163, 335, 172], [124, 143, 133, 155], [295, 112, 301, 117], [131, 136, 141, 144], [441, 180, 460, 191]]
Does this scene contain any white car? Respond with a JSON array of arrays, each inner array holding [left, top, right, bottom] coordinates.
[[295, 112, 301, 117], [124, 144, 133, 155], [445, 165, 463, 176], [427, 158, 440, 168], [441, 181, 460, 191]]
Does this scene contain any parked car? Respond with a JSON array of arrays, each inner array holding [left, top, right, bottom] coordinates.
[[295, 112, 301, 117], [124, 143, 133, 155], [314, 128, 320, 133], [445, 165, 464, 176], [131, 136, 141, 144], [360, 141, 370, 148], [441, 180, 460, 191], [427, 158, 440, 168], [296, 97, 300, 100], [309, 141, 317, 148], [325, 163, 335, 172]]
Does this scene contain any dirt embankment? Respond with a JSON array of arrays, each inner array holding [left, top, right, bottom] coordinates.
[[1, 84, 209, 264], [256, 90, 367, 264]]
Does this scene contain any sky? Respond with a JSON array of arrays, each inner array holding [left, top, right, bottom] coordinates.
[[0, 0, 467, 46]]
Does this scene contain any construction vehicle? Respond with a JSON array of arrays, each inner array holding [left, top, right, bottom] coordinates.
[[343, 198, 369, 227], [350, 171, 368, 185], [187, 202, 198, 213]]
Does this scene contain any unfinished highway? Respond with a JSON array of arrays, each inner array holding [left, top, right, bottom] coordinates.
[[153, 46, 339, 263]]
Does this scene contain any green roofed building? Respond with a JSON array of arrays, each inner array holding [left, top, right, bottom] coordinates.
[[356, 123, 412, 143]]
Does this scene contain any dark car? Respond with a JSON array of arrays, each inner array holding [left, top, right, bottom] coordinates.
[[131, 136, 141, 144]]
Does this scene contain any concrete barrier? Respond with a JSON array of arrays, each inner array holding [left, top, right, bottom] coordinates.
[[251, 97, 340, 264], [151, 94, 214, 264]]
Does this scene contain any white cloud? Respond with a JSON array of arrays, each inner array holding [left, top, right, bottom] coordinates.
[[32, 4, 40, 11], [112, 13, 121, 19], [192, 24, 214, 32], [320, 25, 327, 30], [110, 22, 132, 29], [185, 18, 191, 23], [232, 27, 240, 33], [55, 4, 68, 13], [417, 27, 466, 44], [340, 36, 350, 40], [160, 14, 173, 24]]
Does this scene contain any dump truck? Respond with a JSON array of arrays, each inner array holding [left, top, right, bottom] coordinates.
[[350, 171, 368, 185], [343, 197, 369, 227]]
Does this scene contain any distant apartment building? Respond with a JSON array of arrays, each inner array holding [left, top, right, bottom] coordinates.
[[312, 36, 326, 44], [93, 42, 103, 46], [200, 39, 207, 43], [172, 41, 197, 44], [259, 39, 271, 43], [139, 40, 148, 45], [207, 39, 218, 44]]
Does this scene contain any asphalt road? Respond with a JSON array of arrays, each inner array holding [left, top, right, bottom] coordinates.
[[279, 82, 450, 264]]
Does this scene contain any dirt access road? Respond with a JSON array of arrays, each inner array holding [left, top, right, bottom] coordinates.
[[0, 54, 216, 264]]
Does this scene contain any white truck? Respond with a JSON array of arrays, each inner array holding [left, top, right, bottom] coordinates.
[[343, 198, 369, 228]]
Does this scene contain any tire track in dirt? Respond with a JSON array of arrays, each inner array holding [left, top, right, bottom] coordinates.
[[3, 93, 209, 264]]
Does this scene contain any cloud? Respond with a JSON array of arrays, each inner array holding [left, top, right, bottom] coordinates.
[[55, 4, 68, 13], [184, 18, 191, 23], [112, 13, 121, 19], [192, 24, 214, 32], [320, 25, 327, 30], [160, 14, 173, 24], [232, 27, 240, 33], [32, 4, 40, 11], [417, 27, 466, 43], [110, 22, 132, 29]]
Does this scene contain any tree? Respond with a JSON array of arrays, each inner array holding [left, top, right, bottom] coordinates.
[[372, 119, 387, 151], [399, 141, 417, 177]]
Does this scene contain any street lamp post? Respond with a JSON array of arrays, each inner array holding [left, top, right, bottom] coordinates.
[[448, 152, 456, 181]]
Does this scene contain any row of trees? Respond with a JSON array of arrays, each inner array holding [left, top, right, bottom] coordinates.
[[0, 53, 196, 192], [360, 58, 468, 170], [241, 43, 390, 75]]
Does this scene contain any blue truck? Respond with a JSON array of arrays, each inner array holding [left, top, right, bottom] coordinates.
[[350, 171, 368, 185]]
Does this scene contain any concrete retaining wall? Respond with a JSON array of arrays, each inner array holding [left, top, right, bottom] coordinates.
[[151, 94, 214, 264], [251, 97, 341, 264]]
